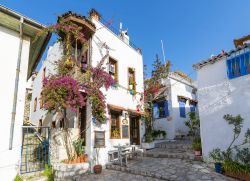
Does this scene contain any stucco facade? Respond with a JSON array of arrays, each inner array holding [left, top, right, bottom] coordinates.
[[195, 44, 250, 160], [29, 12, 145, 167], [153, 72, 197, 140], [0, 5, 50, 180]]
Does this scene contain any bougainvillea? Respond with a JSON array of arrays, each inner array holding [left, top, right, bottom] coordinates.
[[42, 76, 85, 112]]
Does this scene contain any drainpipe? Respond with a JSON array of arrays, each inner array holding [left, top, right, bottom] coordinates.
[[9, 17, 24, 150]]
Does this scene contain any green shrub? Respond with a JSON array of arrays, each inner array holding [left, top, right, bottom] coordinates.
[[14, 175, 23, 181], [42, 164, 54, 181], [73, 138, 84, 157], [192, 137, 201, 151]]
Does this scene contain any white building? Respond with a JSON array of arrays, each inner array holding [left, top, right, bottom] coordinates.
[[153, 71, 197, 139], [30, 10, 145, 166], [0, 5, 50, 180], [193, 35, 250, 159]]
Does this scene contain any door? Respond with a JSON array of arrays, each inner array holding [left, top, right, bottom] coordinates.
[[79, 106, 86, 146], [130, 116, 140, 145]]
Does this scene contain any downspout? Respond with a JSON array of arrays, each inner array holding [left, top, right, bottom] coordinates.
[[9, 17, 24, 150]]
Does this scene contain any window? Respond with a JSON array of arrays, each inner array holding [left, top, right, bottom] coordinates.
[[34, 98, 37, 112], [190, 101, 197, 112], [42, 67, 46, 81], [51, 121, 56, 128], [153, 100, 169, 119], [40, 93, 43, 109], [59, 119, 64, 128], [178, 98, 186, 118], [80, 49, 88, 71], [128, 68, 136, 91], [94, 131, 105, 147], [108, 57, 118, 82], [227, 51, 250, 79], [110, 111, 120, 139]]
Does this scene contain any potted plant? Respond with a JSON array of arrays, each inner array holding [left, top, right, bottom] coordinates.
[[72, 138, 85, 163], [209, 148, 224, 173], [93, 147, 102, 174], [192, 137, 202, 156]]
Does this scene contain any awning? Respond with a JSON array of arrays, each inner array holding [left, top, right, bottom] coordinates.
[[107, 104, 125, 113], [127, 109, 144, 116]]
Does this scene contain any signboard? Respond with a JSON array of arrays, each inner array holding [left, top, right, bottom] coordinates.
[[94, 131, 105, 147], [122, 125, 129, 138]]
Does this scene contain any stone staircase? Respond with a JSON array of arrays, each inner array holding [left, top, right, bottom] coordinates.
[[143, 139, 198, 160]]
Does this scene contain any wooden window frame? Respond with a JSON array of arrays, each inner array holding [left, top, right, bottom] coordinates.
[[34, 97, 37, 112], [94, 131, 105, 148], [108, 57, 118, 83], [42, 67, 46, 82], [128, 67, 136, 91], [110, 111, 121, 139]]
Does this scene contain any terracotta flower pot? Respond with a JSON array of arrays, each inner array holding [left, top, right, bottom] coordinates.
[[77, 157, 81, 163], [80, 155, 85, 162], [84, 154, 88, 162], [64, 159, 69, 164], [93, 165, 102, 174], [194, 150, 201, 156]]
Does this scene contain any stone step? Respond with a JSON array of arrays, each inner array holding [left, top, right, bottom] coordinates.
[[144, 152, 195, 160], [155, 143, 192, 150], [106, 163, 172, 180]]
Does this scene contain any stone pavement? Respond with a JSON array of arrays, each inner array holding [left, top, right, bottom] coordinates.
[[106, 157, 236, 181], [77, 169, 163, 181]]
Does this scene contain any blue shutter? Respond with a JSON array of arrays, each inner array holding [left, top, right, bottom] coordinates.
[[153, 103, 159, 119], [164, 100, 169, 117], [190, 104, 195, 112], [179, 101, 186, 118], [227, 59, 233, 79], [240, 54, 246, 76]]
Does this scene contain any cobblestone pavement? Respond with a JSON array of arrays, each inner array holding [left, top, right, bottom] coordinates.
[[123, 157, 236, 181], [77, 169, 163, 181]]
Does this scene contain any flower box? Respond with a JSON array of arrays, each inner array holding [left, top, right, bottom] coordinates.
[[224, 171, 250, 181]]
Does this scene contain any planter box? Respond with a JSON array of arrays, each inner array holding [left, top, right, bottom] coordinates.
[[225, 171, 250, 181], [141, 142, 155, 150]]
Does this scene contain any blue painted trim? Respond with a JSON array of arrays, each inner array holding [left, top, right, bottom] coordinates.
[[164, 100, 169, 117]]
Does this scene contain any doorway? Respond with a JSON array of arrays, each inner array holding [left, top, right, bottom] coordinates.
[[79, 106, 86, 146], [130, 116, 140, 145]]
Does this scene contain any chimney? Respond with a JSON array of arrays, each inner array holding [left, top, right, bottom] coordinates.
[[89, 8, 101, 21]]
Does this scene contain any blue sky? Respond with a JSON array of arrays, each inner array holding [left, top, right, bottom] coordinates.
[[2, 0, 250, 79]]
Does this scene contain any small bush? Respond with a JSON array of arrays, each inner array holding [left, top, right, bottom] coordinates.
[[42, 164, 54, 181], [14, 175, 23, 181]]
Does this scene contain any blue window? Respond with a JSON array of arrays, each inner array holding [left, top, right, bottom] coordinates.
[[153, 100, 169, 119], [179, 100, 186, 118], [190, 103, 196, 112], [227, 51, 250, 79]]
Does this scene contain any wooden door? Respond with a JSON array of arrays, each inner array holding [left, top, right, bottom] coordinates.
[[130, 117, 140, 145]]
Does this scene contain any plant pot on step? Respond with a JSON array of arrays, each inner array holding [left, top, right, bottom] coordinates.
[[214, 163, 222, 173], [93, 164, 102, 174]]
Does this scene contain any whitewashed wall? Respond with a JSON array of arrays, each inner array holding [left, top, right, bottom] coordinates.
[[154, 74, 196, 140], [197, 55, 250, 159], [29, 18, 144, 167], [88, 19, 144, 166], [0, 26, 31, 180]]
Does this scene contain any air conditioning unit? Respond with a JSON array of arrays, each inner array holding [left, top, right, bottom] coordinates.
[[108, 64, 115, 74]]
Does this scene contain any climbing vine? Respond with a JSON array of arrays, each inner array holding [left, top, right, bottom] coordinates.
[[38, 14, 115, 124]]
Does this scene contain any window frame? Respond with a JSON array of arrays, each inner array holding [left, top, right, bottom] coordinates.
[[108, 57, 118, 83], [94, 131, 105, 148], [227, 51, 250, 79], [110, 111, 121, 139], [34, 97, 37, 112], [128, 67, 136, 91], [178, 97, 186, 118]]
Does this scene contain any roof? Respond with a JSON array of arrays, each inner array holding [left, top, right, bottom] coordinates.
[[234, 34, 250, 48], [193, 43, 250, 70], [0, 4, 51, 79]]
